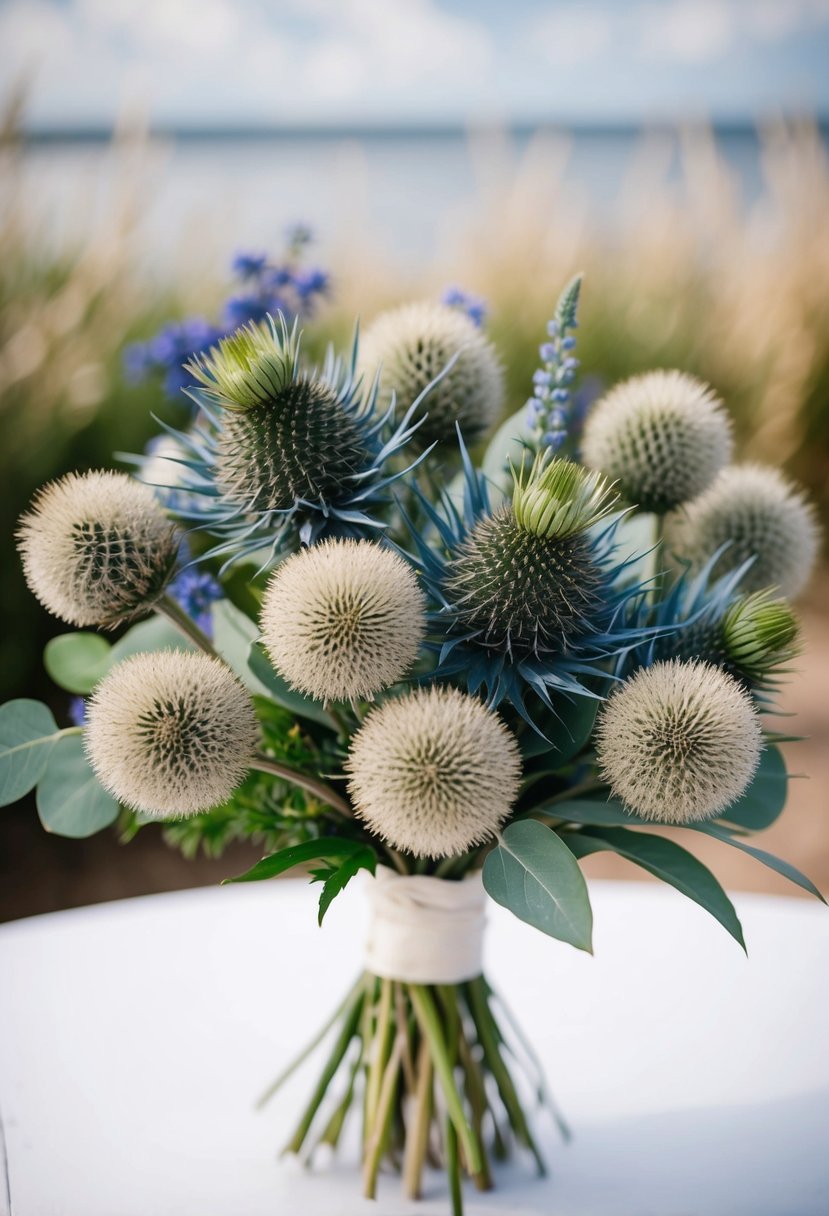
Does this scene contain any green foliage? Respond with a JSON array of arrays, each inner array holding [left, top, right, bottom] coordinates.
[[35, 733, 119, 837], [224, 837, 375, 884], [565, 827, 745, 949], [554, 274, 583, 333], [43, 632, 112, 694], [313, 848, 377, 925], [0, 698, 59, 806], [687, 820, 825, 901], [721, 744, 788, 830], [248, 642, 335, 729], [482, 820, 593, 952]]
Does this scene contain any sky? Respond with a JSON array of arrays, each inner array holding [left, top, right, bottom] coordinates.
[[1, 0, 829, 129]]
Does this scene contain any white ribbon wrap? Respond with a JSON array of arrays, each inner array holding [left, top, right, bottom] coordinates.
[[364, 868, 487, 984]]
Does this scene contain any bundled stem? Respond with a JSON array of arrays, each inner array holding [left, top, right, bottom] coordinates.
[[265, 970, 557, 1214]]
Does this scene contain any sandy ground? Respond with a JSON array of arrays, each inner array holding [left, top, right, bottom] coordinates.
[[1, 580, 826, 923]]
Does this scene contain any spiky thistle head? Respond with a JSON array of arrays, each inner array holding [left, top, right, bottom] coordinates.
[[722, 590, 800, 686], [666, 464, 820, 599], [581, 370, 732, 514], [260, 539, 426, 703], [442, 458, 611, 658], [16, 471, 179, 629], [358, 301, 504, 446], [596, 659, 763, 824], [85, 650, 258, 818], [186, 315, 300, 412], [345, 685, 521, 858]]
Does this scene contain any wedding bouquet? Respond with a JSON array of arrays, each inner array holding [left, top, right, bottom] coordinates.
[[2, 275, 822, 1215]]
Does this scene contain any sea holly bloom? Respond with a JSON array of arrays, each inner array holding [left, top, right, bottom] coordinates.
[[153, 314, 430, 566]]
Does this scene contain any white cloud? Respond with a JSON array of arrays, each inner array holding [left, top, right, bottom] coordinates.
[[639, 0, 734, 63], [527, 5, 613, 67]]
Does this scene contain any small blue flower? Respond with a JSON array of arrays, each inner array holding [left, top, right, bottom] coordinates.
[[533, 369, 553, 387], [293, 267, 330, 299], [440, 286, 488, 328], [169, 568, 223, 636], [561, 336, 577, 350], [68, 696, 87, 727], [552, 387, 569, 403], [231, 252, 269, 280], [539, 342, 556, 362], [546, 320, 559, 337]]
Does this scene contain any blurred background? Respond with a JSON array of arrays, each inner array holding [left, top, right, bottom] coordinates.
[[1, 0, 828, 921]]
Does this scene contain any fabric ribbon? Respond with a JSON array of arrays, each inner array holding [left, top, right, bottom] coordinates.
[[364, 867, 487, 984]]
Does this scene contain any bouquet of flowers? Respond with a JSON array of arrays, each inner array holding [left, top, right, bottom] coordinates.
[[2, 274, 823, 1215]]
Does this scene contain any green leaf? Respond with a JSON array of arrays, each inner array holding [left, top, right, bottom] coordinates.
[[44, 632, 113, 694], [521, 696, 601, 777], [210, 599, 273, 695], [224, 837, 373, 884], [36, 734, 119, 838], [721, 745, 788, 831], [566, 827, 745, 950], [248, 643, 334, 729], [318, 847, 376, 925], [481, 403, 531, 500], [546, 798, 645, 827], [0, 699, 60, 806], [688, 820, 826, 903], [110, 614, 197, 662], [482, 820, 593, 952]]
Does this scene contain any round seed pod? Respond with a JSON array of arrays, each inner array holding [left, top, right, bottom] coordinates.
[[666, 464, 820, 599], [16, 471, 179, 629], [581, 370, 732, 513], [595, 659, 763, 824], [260, 539, 426, 703], [358, 302, 504, 446], [85, 650, 259, 818], [346, 685, 521, 859]]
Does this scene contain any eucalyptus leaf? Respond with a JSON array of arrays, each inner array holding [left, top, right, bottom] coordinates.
[[0, 699, 60, 806], [482, 820, 593, 952], [248, 643, 334, 729], [318, 847, 377, 925], [566, 827, 745, 950], [36, 734, 119, 838], [110, 614, 196, 662], [224, 837, 373, 884], [547, 798, 645, 827], [720, 745, 788, 831], [688, 820, 825, 903], [44, 632, 112, 694], [210, 599, 273, 696]]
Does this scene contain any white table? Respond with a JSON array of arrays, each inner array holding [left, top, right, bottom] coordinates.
[[1, 878, 827, 1216]]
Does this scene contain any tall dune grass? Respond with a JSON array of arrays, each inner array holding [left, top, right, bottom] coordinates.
[[1, 113, 827, 701]]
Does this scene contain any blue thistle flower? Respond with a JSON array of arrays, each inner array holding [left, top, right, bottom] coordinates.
[[168, 567, 223, 635], [151, 314, 432, 569], [440, 286, 488, 328], [400, 435, 654, 730]]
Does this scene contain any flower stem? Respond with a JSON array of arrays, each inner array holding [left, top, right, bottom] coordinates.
[[156, 593, 220, 658], [251, 752, 353, 817], [402, 1038, 433, 1199]]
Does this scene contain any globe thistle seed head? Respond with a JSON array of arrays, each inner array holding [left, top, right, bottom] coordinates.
[[512, 454, 618, 540], [16, 471, 179, 629], [186, 316, 300, 412], [260, 539, 426, 703], [722, 590, 800, 685], [346, 685, 521, 859], [581, 370, 732, 513], [358, 302, 504, 446], [666, 464, 820, 599], [213, 377, 372, 514], [443, 506, 604, 657], [596, 659, 763, 825], [85, 650, 259, 818]]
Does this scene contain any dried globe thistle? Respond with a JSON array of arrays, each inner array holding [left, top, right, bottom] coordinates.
[[17, 471, 179, 629], [260, 539, 426, 703], [581, 370, 732, 513], [596, 659, 763, 824], [443, 458, 614, 658], [346, 685, 521, 858], [358, 302, 504, 446], [722, 590, 800, 686], [666, 464, 820, 599], [85, 650, 258, 817]]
